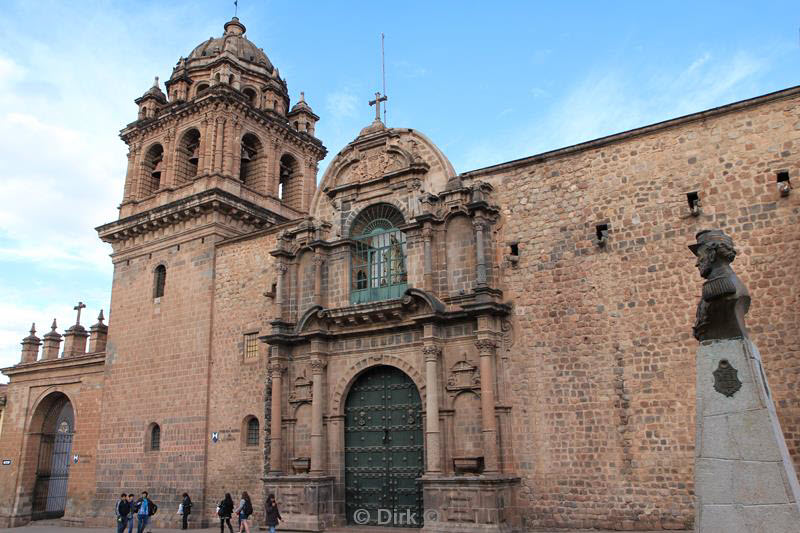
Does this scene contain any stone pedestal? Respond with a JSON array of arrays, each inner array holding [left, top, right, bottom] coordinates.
[[421, 475, 519, 533], [262, 475, 335, 532], [695, 338, 800, 532]]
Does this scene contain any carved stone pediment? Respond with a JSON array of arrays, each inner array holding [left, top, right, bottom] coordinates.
[[446, 359, 481, 393]]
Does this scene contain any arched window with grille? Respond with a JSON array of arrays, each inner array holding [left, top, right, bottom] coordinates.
[[245, 417, 259, 447], [149, 423, 161, 451], [154, 265, 166, 298], [349, 204, 407, 304]]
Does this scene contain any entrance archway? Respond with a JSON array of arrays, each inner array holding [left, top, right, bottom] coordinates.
[[31, 393, 74, 520], [344, 365, 423, 528]]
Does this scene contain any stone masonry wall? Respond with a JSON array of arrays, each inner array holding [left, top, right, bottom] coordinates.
[[206, 230, 277, 526], [91, 235, 217, 527], [465, 88, 800, 529], [0, 359, 104, 527]]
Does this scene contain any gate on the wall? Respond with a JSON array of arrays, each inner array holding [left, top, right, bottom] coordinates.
[[32, 397, 74, 520], [344, 365, 424, 528]]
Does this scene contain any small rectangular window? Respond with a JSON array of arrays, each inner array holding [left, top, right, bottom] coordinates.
[[243, 332, 259, 361], [246, 418, 259, 447]]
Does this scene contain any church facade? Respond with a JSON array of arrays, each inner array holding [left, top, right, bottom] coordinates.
[[2, 17, 800, 532]]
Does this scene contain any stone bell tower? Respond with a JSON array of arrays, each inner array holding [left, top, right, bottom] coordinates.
[[92, 17, 326, 523]]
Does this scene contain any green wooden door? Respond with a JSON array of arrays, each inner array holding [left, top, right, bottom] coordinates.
[[345, 365, 424, 527]]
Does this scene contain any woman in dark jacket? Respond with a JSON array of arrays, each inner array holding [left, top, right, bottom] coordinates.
[[265, 494, 282, 533], [181, 493, 192, 530], [218, 493, 234, 533]]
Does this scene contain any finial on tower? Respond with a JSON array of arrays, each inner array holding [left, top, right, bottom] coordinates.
[[50, 318, 58, 332], [29, 323, 36, 336], [97, 309, 105, 324], [153, 76, 159, 88]]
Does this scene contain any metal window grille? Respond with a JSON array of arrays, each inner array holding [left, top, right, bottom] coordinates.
[[150, 424, 160, 451], [350, 223, 407, 305], [154, 265, 166, 298], [246, 418, 259, 446], [243, 333, 259, 360]]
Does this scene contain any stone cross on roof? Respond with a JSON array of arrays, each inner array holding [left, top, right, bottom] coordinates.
[[369, 91, 387, 122], [73, 301, 86, 326]]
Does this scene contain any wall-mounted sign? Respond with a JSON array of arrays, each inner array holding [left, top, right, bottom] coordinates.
[[211, 432, 219, 443], [73, 454, 79, 464], [2, 459, 11, 466]]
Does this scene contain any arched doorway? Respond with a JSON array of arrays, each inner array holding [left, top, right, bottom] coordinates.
[[31, 393, 74, 520], [344, 365, 423, 528]]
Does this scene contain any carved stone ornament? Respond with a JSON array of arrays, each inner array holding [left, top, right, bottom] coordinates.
[[501, 320, 515, 352], [288, 373, 312, 404], [474, 339, 497, 355], [689, 230, 751, 341], [422, 345, 442, 362], [713, 360, 742, 397], [446, 359, 481, 393]]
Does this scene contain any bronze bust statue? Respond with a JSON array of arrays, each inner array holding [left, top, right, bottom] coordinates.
[[689, 230, 750, 341]]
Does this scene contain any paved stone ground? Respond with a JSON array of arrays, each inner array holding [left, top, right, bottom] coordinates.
[[0, 523, 663, 533]]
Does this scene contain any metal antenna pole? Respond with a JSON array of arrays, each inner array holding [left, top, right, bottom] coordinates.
[[381, 33, 387, 126], [234, 0, 238, 17]]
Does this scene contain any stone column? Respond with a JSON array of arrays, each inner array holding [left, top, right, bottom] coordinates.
[[473, 219, 488, 287], [275, 263, 288, 320], [199, 116, 211, 175], [162, 129, 175, 188], [422, 226, 433, 292], [310, 356, 327, 475], [213, 117, 225, 173], [223, 117, 237, 177], [476, 338, 499, 473], [423, 345, 442, 473], [268, 358, 285, 475], [20, 324, 41, 364], [122, 145, 138, 203], [41, 319, 62, 360], [313, 253, 324, 307]]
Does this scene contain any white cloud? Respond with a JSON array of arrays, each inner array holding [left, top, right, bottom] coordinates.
[[459, 50, 770, 170], [326, 88, 359, 119]]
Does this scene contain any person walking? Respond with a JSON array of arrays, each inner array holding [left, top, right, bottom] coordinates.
[[126, 494, 136, 533], [180, 493, 192, 530], [218, 493, 234, 533], [233, 491, 253, 533], [135, 491, 157, 533], [116, 493, 131, 533], [265, 494, 282, 533]]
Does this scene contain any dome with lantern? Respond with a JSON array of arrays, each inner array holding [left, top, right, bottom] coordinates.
[[187, 17, 273, 71]]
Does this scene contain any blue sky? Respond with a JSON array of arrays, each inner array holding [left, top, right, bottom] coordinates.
[[0, 1, 798, 378]]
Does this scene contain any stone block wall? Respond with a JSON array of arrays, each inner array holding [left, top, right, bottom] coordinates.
[[206, 230, 277, 526], [0, 358, 104, 527], [464, 87, 800, 529], [91, 234, 218, 527]]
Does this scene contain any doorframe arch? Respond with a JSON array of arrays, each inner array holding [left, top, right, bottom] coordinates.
[[331, 355, 426, 417], [27, 388, 79, 435]]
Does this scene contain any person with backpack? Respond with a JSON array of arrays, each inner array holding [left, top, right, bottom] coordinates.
[[265, 494, 282, 533], [233, 491, 253, 533], [116, 493, 131, 533], [135, 491, 158, 533], [126, 494, 136, 533], [180, 493, 192, 530], [217, 493, 234, 533]]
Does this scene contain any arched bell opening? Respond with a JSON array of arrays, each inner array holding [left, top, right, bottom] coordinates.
[[240, 133, 264, 189], [175, 128, 201, 184], [29, 392, 75, 520], [278, 153, 301, 209], [140, 144, 164, 197]]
